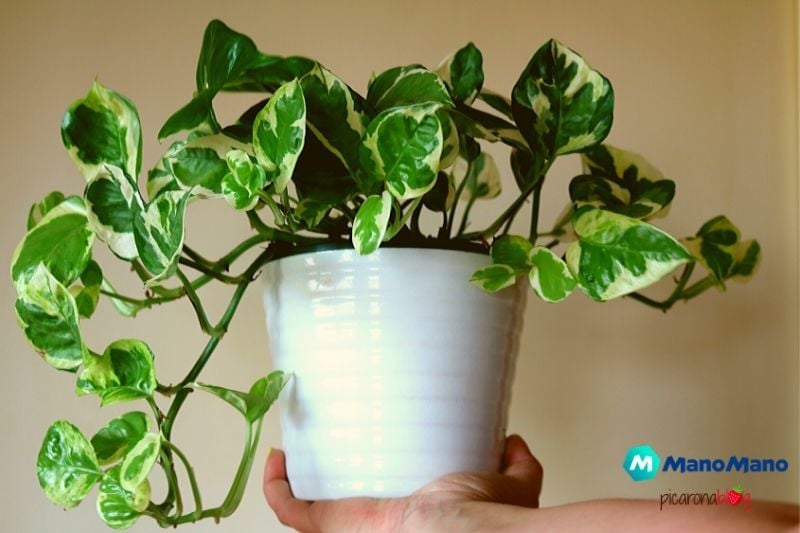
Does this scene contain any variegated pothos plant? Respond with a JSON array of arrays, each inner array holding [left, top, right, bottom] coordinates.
[[12, 20, 760, 529]]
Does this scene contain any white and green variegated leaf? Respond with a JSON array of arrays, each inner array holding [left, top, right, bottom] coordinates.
[[449, 107, 529, 151], [566, 208, 691, 301], [15, 264, 87, 371], [682, 216, 761, 286], [61, 81, 142, 181], [84, 165, 142, 260], [453, 152, 501, 201], [71, 260, 103, 319], [477, 90, 513, 119], [352, 191, 392, 256], [438, 110, 459, 169], [301, 63, 369, 172], [359, 104, 443, 201], [91, 412, 150, 466], [97, 465, 150, 529], [133, 191, 190, 285], [253, 79, 306, 193], [528, 246, 577, 302], [469, 263, 517, 292], [221, 150, 267, 211], [37, 420, 103, 509], [146, 143, 182, 201], [76, 339, 157, 406], [512, 39, 613, 157], [119, 433, 160, 493], [490, 235, 532, 272], [572, 144, 675, 219], [11, 196, 94, 292], [28, 191, 67, 230], [295, 198, 331, 228], [368, 65, 454, 111], [163, 133, 252, 198], [435, 43, 483, 105], [192, 371, 288, 424]]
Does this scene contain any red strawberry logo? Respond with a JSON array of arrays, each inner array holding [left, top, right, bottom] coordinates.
[[727, 485, 744, 506]]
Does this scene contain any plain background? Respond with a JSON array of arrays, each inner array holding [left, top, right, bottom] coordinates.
[[1, 0, 797, 531]]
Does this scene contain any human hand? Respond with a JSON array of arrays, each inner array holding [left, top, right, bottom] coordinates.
[[264, 434, 542, 532]]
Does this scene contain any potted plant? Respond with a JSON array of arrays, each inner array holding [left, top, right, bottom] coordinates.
[[11, 19, 760, 529]]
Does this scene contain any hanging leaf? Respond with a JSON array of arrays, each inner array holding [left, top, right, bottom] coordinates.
[[490, 235, 532, 272], [71, 260, 103, 319], [682, 216, 761, 286], [512, 39, 613, 157], [221, 150, 267, 211], [84, 165, 142, 260], [61, 81, 142, 181], [469, 264, 517, 292], [11, 196, 94, 291], [163, 133, 252, 198], [91, 412, 150, 466], [119, 433, 160, 493], [368, 65, 453, 111], [252, 78, 306, 193], [37, 420, 103, 509], [76, 339, 157, 406], [359, 104, 443, 201], [438, 110, 459, 169], [97, 465, 150, 530], [477, 90, 513, 119], [192, 371, 289, 424], [15, 264, 87, 371], [352, 191, 392, 255], [435, 42, 484, 105], [133, 191, 190, 285], [566, 208, 691, 301], [528, 246, 577, 302]]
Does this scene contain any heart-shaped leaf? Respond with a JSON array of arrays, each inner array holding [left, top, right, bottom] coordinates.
[[528, 246, 577, 302], [352, 191, 392, 255], [119, 433, 160, 493], [221, 150, 267, 211], [469, 264, 517, 292], [682, 216, 761, 286], [490, 235, 533, 272], [37, 420, 102, 509], [436, 43, 483, 105], [97, 465, 150, 529], [91, 412, 150, 466], [368, 65, 453, 111], [133, 191, 190, 285], [84, 164, 142, 260], [76, 339, 157, 406], [192, 371, 288, 424]]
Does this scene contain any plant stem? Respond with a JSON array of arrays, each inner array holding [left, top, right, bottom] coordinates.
[[446, 172, 469, 237], [626, 263, 711, 311], [461, 179, 537, 240], [456, 196, 477, 236], [385, 197, 422, 240], [247, 210, 327, 244], [162, 440, 203, 517], [528, 183, 543, 243], [176, 268, 218, 335], [178, 257, 244, 284]]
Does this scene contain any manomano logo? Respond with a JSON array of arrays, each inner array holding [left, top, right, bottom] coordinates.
[[662, 456, 790, 473]]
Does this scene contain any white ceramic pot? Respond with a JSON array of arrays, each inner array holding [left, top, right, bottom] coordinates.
[[262, 247, 527, 500]]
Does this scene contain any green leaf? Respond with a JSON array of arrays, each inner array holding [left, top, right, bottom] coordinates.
[[37, 420, 102, 509], [84, 164, 142, 260], [469, 264, 517, 292], [528, 246, 577, 302], [438, 110, 460, 169], [11, 196, 94, 291], [477, 90, 513, 119], [510, 148, 547, 191], [133, 191, 190, 285], [359, 104, 443, 201], [449, 107, 528, 151], [146, 144, 182, 201], [159, 20, 270, 139], [293, 128, 357, 204], [300, 63, 370, 172], [682, 216, 761, 286], [367, 65, 453, 111], [352, 191, 392, 255], [62, 81, 142, 181], [164, 133, 252, 197], [76, 339, 157, 406], [573, 144, 675, 219], [119, 433, 160, 493], [28, 191, 66, 230], [490, 235, 532, 272], [253, 79, 307, 193], [100, 278, 143, 318], [192, 371, 289, 424], [295, 198, 332, 228], [71, 260, 103, 319], [436, 43, 483, 105], [97, 465, 150, 529], [91, 412, 150, 466], [15, 264, 87, 371], [512, 39, 613, 157], [221, 150, 267, 211], [454, 152, 501, 201], [566, 208, 691, 301]]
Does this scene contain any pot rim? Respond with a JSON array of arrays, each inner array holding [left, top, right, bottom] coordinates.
[[266, 238, 490, 262]]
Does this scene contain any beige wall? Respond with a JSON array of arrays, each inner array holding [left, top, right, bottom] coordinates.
[[1, 0, 797, 531]]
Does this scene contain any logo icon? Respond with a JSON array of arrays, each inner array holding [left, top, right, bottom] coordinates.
[[727, 485, 744, 506], [624, 444, 661, 481]]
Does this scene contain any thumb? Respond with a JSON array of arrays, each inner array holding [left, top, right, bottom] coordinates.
[[501, 434, 543, 501]]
